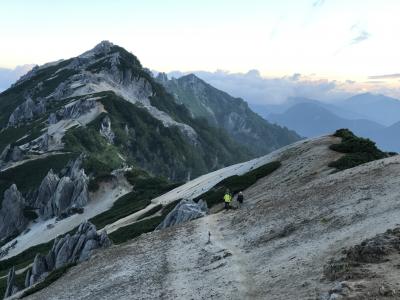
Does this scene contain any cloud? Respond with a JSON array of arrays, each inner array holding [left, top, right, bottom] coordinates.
[[350, 24, 370, 45], [0, 65, 34, 91], [312, 0, 326, 7], [351, 30, 370, 44], [365, 80, 386, 84], [369, 74, 400, 80], [167, 69, 353, 105], [334, 24, 371, 55]]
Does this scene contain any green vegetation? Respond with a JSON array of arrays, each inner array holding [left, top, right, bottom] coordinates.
[[194, 161, 281, 208], [136, 204, 163, 221], [109, 200, 179, 244], [23, 208, 38, 221], [88, 173, 116, 192], [63, 120, 123, 177], [61, 90, 251, 182], [0, 125, 38, 153], [20, 263, 76, 298], [0, 59, 73, 127], [329, 129, 387, 170], [90, 170, 181, 229]]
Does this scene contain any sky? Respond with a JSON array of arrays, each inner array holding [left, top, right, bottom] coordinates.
[[1, 0, 400, 101]]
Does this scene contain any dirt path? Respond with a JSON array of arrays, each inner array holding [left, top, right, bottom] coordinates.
[[204, 213, 254, 299]]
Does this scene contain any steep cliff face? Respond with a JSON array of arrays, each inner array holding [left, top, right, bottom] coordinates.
[[157, 73, 300, 156], [0, 185, 28, 241]]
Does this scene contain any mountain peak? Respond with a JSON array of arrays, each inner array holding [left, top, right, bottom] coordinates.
[[180, 73, 202, 82], [79, 40, 115, 59]]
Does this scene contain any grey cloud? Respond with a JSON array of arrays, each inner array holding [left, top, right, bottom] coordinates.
[[369, 73, 400, 80], [351, 30, 370, 44], [313, 0, 326, 7], [0, 65, 34, 91], [350, 24, 370, 45]]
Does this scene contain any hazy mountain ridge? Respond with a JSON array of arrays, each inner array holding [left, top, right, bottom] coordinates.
[[157, 73, 300, 156], [263, 94, 400, 152]]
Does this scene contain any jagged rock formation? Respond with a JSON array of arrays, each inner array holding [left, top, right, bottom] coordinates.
[[0, 185, 28, 241], [4, 267, 18, 298], [4, 222, 112, 298], [0, 145, 25, 166], [36, 161, 89, 220], [30, 222, 111, 285], [99, 115, 115, 143], [8, 97, 46, 127], [156, 199, 208, 230], [51, 99, 97, 124]]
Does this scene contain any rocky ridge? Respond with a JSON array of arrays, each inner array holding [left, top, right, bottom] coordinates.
[[5, 221, 111, 298], [156, 199, 208, 230]]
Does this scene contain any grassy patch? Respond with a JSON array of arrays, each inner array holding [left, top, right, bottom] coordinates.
[[194, 161, 281, 208], [136, 204, 163, 221], [63, 123, 123, 177], [23, 208, 38, 221], [109, 200, 179, 244], [89, 172, 181, 229], [329, 129, 386, 170], [88, 173, 115, 192]]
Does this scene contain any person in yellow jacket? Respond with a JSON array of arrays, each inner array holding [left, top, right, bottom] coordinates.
[[223, 189, 232, 210]]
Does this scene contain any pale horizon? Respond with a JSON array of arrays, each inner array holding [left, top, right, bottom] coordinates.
[[1, 0, 400, 100]]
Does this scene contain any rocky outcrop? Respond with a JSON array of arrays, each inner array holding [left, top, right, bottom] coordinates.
[[4, 222, 111, 298], [99, 115, 115, 143], [38, 167, 89, 220], [53, 99, 97, 122], [34, 169, 60, 209], [0, 185, 28, 241], [8, 97, 46, 127], [4, 267, 18, 298], [0, 145, 25, 166], [156, 199, 208, 230], [28, 221, 111, 286]]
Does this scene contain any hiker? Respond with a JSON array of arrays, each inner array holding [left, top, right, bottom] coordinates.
[[237, 191, 244, 208], [223, 189, 232, 210]]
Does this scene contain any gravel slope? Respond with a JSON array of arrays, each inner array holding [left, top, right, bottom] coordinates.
[[23, 136, 400, 299]]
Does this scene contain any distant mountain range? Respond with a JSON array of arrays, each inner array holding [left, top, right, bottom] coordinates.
[[156, 73, 299, 156], [257, 93, 400, 152]]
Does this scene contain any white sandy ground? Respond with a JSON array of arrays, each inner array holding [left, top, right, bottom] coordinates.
[[1, 171, 131, 260], [18, 135, 400, 299]]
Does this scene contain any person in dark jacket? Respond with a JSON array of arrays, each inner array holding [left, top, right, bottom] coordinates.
[[237, 191, 244, 208]]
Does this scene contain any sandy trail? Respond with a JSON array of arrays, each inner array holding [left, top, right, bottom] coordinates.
[[204, 213, 253, 299]]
